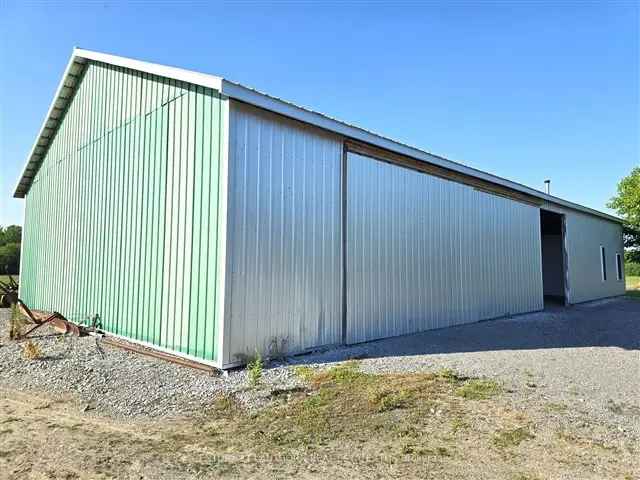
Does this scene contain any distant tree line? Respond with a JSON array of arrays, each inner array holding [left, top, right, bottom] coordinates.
[[0, 225, 21, 275]]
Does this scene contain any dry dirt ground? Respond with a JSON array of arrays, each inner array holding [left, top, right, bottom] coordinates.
[[1, 299, 639, 480]]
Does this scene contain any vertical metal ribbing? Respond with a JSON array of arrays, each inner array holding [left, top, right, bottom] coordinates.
[[20, 61, 226, 363], [345, 152, 545, 344], [225, 102, 342, 363]]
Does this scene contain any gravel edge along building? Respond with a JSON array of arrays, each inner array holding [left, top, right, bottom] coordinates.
[[14, 49, 626, 368]]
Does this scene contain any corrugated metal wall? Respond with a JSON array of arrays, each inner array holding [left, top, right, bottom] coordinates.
[[224, 102, 343, 364], [20, 58, 623, 369], [346, 152, 544, 344], [542, 204, 626, 304], [20, 61, 226, 362]]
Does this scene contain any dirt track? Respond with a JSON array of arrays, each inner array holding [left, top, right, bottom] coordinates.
[[1, 298, 639, 479]]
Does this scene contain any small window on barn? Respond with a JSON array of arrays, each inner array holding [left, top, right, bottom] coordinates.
[[600, 246, 607, 282], [616, 253, 623, 281]]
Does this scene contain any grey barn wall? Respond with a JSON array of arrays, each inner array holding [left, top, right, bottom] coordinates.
[[223, 101, 624, 366], [224, 101, 343, 365], [346, 152, 544, 343], [541, 204, 625, 304]]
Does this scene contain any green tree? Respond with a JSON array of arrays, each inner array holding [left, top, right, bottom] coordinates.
[[0, 243, 20, 274], [608, 167, 640, 264], [0, 225, 21, 246], [0, 226, 22, 274]]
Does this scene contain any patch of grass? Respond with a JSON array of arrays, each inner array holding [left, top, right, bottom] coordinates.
[[545, 402, 568, 413], [292, 365, 314, 382], [314, 360, 365, 384], [301, 387, 338, 410], [401, 444, 451, 457], [435, 368, 466, 383], [450, 417, 469, 434], [455, 379, 502, 400], [204, 394, 240, 424], [269, 386, 306, 398], [239, 365, 507, 449], [368, 389, 411, 412], [214, 394, 237, 413], [492, 426, 534, 449], [21, 340, 42, 360], [395, 424, 420, 438], [247, 351, 264, 386], [241, 365, 455, 448]]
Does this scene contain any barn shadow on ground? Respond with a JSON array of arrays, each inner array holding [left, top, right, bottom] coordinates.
[[285, 297, 640, 367]]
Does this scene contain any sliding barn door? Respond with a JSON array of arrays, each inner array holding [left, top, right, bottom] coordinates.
[[346, 151, 543, 344]]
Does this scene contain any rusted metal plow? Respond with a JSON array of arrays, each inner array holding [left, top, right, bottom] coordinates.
[[16, 299, 85, 339], [0, 274, 19, 307]]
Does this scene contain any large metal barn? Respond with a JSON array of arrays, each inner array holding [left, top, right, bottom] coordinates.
[[14, 49, 626, 368]]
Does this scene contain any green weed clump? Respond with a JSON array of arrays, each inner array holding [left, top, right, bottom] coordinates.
[[247, 351, 264, 386], [435, 368, 466, 383], [321, 360, 364, 384], [455, 379, 502, 400], [492, 426, 534, 448], [292, 365, 315, 382]]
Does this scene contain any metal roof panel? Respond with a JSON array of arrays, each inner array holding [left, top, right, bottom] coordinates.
[[12, 48, 622, 224]]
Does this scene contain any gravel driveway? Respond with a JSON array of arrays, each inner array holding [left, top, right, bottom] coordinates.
[[295, 297, 640, 441], [1, 297, 638, 440]]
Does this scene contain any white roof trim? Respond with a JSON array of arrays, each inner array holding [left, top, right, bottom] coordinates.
[[14, 48, 622, 224], [13, 53, 87, 198], [75, 48, 223, 91]]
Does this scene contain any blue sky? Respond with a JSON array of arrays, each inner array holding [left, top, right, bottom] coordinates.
[[1, 2, 638, 226]]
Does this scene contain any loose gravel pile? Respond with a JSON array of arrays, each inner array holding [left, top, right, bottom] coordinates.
[[1, 297, 638, 444], [0, 310, 302, 417]]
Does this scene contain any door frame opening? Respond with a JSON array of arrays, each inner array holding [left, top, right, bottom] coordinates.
[[540, 209, 569, 306]]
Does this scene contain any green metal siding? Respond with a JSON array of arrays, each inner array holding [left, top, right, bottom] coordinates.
[[20, 61, 226, 362]]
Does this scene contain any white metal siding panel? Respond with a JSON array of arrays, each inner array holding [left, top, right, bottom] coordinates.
[[560, 209, 626, 303], [347, 152, 544, 344], [225, 102, 343, 364]]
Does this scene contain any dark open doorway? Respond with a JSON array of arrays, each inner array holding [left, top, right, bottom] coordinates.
[[540, 210, 567, 306]]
